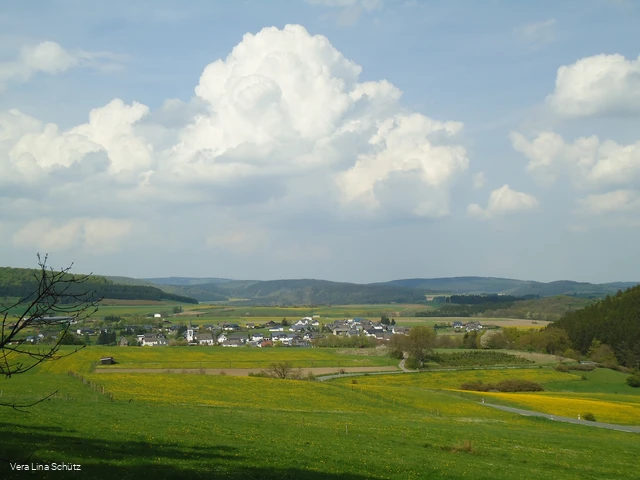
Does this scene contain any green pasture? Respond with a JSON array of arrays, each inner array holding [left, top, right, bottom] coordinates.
[[33, 346, 395, 373], [544, 368, 640, 395], [1, 359, 639, 479]]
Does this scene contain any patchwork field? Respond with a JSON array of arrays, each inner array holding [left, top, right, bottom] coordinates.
[[1, 347, 638, 479]]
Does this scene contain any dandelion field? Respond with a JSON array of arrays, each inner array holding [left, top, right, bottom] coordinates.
[[1, 348, 639, 479]]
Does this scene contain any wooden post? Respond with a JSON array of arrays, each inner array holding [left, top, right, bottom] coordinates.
[[345, 424, 348, 435]]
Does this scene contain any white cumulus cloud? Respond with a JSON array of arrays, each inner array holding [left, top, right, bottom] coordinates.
[[468, 184, 540, 219], [546, 53, 640, 117], [511, 131, 640, 189], [1, 24, 471, 253]]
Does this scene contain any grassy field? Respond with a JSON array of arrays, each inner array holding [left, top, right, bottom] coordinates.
[[1, 348, 639, 479], [34, 346, 395, 373]]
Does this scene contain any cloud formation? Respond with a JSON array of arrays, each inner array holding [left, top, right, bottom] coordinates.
[[467, 184, 539, 219], [546, 53, 640, 117], [577, 189, 640, 215], [511, 131, 640, 189], [0, 25, 469, 254], [0, 41, 126, 89]]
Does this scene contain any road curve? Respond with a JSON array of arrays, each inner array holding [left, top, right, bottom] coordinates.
[[482, 403, 640, 433]]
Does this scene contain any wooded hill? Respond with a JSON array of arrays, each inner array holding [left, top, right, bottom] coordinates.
[[132, 275, 639, 304], [0, 267, 198, 304], [552, 285, 640, 368]]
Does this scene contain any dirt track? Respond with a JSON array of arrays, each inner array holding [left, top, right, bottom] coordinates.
[[94, 366, 399, 376]]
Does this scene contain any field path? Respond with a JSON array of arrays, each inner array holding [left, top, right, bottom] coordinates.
[[94, 366, 399, 376], [483, 403, 640, 433]]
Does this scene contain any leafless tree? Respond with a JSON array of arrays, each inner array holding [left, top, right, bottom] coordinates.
[[263, 361, 303, 380], [0, 254, 101, 410]]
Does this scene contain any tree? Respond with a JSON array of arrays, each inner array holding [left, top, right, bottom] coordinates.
[[391, 326, 436, 368], [263, 361, 302, 379], [0, 255, 100, 410]]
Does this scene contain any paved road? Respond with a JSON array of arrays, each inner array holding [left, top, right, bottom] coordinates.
[[482, 403, 640, 433]]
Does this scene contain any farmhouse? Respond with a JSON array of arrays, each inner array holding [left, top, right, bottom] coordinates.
[[118, 336, 129, 347], [197, 333, 215, 346], [100, 357, 116, 365]]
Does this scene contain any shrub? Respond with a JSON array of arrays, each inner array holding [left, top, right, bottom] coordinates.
[[626, 375, 640, 388], [460, 379, 543, 393], [351, 379, 358, 384], [583, 412, 596, 422], [568, 364, 595, 371], [554, 364, 570, 373]]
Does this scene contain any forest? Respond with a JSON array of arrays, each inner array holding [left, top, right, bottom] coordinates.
[[552, 285, 640, 368], [0, 267, 198, 304]]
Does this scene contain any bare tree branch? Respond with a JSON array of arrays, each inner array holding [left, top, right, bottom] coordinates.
[[0, 254, 101, 409]]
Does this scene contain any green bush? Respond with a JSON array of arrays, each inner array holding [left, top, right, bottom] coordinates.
[[554, 364, 569, 372], [583, 412, 596, 422], [460, 379, 543, 393], [626, 375, 640, 388], [426, 351, 533, 367]]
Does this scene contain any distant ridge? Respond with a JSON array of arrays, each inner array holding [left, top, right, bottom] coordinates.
[[134, 275, 639, 303]]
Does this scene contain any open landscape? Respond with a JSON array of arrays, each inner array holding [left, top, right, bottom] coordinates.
[[2, 2, 640, 478], [1, 341, 639, 479]]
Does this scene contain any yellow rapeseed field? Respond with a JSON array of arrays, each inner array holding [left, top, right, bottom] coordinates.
[[331, 368, 580, 390], [475, 391, 640, 425]]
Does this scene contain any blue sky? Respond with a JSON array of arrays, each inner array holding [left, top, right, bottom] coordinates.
[[1, 0, 639, 283]]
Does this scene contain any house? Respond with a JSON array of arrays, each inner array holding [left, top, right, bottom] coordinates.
[[222, 338, 243, 347], [223, 323, 241, 331], [269, 326, 284, 332], [197, 333, 215, 346], [260, 340, 273, 348], [332, 327, 349, 336], [118, 336, 129, 347], [392, 326, 410, 335], [154, 313, 162, 318], [100, 357, 116, 365], [217, 333, 228, 344], [142, 334, 167, 346], [251, 333, 264, 342], [246, 323, 256, 329]]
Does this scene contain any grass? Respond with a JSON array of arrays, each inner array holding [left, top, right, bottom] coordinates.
[[331, 368, 580, 390], [34, 346, 395, 374], [1, 349, 639, 478]]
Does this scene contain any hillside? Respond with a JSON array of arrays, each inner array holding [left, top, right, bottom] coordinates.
[[138, 275, 639, 304], [480, 295, 597, 321], [0, 267, 198, 304], [552, 285, 640, 367], [146, 279, 428, 304], [377, 277, 638, 297]]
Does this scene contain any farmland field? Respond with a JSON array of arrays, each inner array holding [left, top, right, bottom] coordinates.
[[1, 347, 638, 479]]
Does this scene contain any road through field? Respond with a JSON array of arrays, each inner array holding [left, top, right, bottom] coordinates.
[[483, 403, 640, 433]]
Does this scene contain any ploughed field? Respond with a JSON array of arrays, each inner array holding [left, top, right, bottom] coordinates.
[[1, 347, 638, 479]]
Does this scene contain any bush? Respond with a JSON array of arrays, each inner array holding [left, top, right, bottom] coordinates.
[[626, 375, 640, 388], [583, 412, 596, 421], [554, 364, 570, 373], [460, 379, 543, 393]]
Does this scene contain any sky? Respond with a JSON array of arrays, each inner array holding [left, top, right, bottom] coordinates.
[[1, 0, 639, 284]]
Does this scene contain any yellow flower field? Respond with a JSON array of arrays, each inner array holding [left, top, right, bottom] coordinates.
[[34, 346, 392, 374], [331, 368, 580, 390], [84, 372, 512, 422], [473, 391, 640, 425]]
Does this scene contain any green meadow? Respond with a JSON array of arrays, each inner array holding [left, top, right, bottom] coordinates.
[[0, 347, 639, 479]]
